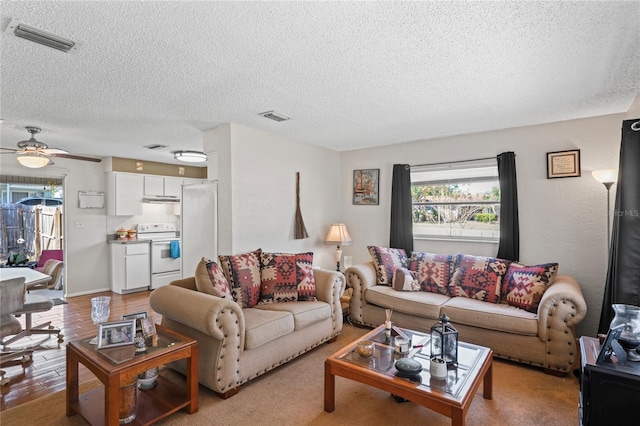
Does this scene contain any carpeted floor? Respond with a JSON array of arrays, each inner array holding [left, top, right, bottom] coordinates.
[[0, 324, 579, 425]]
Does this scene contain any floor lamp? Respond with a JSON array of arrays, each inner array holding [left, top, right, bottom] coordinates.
[[324, 223, 352, 271], [592, 169, 618, 250]]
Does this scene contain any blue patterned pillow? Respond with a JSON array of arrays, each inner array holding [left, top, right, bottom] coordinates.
[[367, 246, 408, 286]]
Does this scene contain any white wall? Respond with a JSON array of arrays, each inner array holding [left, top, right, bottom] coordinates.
[[0, 156, 110, 295], [340, 113, 626, 336], [204, 123, 341, 269]]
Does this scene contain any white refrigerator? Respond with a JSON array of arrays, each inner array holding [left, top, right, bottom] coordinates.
[[181, 181, 218, 278]]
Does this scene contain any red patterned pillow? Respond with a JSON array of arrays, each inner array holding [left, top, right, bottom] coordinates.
[[194, 257, 232, 299], [367, 246, 408, 286], [501, 262, 559, 313], [448, 254, 510, 303], [218, 249, 262, 308], [408, 252, 458, 294], [259, 252, 316, 303]]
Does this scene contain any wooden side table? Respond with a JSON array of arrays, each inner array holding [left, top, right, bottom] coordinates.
[[66, 324, 198, 425]]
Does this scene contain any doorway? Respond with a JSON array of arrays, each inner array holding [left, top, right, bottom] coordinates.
[[1, 175, 65, 296]]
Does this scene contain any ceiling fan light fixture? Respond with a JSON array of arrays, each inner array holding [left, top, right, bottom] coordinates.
[[174, 150, 207, 163], [17, 152, 51, 168]]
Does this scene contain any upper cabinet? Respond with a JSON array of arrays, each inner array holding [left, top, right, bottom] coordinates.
[[144, 176, 183, 197], [106, 172, 144, 216]]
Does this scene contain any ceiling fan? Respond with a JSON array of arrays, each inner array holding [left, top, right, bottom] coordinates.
[[1, 126, 102, 168]]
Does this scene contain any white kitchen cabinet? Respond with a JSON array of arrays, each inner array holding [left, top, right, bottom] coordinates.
[[144, 176, 183, 197], [164, 177, 183, 197], [106, 172, 144, 216], [144, 175, 165, 196], [110, 242, 150, 294]]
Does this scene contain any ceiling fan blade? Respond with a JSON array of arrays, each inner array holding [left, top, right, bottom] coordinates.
[[49, 153, 102, 163], [42, 148, 69, 155], [0, 146, 20, 152]]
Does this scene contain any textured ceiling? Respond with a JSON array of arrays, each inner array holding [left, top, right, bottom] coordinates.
[[1, 1, 639, 166]]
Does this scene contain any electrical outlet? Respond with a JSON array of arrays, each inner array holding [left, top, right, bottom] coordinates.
[[74, 221, 83, 229]]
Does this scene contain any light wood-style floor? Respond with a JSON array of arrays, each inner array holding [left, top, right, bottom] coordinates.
[[1, 290, 158, 411]]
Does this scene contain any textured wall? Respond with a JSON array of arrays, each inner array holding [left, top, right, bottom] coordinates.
[[340, 113, 625, 337]]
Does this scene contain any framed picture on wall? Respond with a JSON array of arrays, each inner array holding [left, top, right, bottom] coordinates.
[[547, 149, 581, 179], [353, 169, 379, 205]]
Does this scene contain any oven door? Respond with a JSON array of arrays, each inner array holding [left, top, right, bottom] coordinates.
[[150, 240, 182, 274]]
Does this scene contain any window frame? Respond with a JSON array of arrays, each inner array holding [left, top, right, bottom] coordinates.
[[410, 159, 500, 243]]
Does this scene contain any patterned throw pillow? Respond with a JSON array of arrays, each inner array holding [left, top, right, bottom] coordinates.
[[448, 254, 510, 303], [501, 262, 559, 313], [367, 246, 408, 286], [408, 252, 458, 294], [218, 249, 262, 308], [194, 257, 232, 299], [392, 268, 421, 291], [259, 252, 316, 303]]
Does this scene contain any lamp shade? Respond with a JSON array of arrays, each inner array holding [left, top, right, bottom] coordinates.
[[324, 223, 352, 246], [174, 150, 207, 163], [17, 153, 50, 168], [592, 169, 618, 184]]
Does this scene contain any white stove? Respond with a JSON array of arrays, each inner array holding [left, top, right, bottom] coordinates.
[[137, 223, 181, 289]]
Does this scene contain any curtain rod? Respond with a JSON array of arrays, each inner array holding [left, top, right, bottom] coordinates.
[[410, 155, 504, 168]]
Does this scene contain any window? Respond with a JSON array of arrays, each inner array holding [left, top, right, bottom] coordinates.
[[411, 158, 500, 242]]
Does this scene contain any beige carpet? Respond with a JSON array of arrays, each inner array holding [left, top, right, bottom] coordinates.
[[1, 324, 579, 425]]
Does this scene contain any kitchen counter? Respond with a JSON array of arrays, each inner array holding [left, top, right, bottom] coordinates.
[[106, 236, 150, 245]]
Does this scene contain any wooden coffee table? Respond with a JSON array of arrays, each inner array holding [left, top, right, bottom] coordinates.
[[325, 325, 492, 426], [66, 324, 198, 425]]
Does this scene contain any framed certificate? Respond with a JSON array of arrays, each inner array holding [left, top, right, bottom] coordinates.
[[547, 149, 581, 179]]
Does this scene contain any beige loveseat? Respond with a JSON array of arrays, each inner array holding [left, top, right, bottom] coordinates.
[[347, 261, 587, 375], [149, 267, 344, 398]]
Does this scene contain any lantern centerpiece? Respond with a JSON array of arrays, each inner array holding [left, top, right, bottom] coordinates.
[[430, 313, 458, 367]]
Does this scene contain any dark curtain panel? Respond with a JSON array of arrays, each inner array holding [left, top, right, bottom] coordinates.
[[598, 118, 640, 334], [496, 152, 520, 261], [390, 164, 413, 254]]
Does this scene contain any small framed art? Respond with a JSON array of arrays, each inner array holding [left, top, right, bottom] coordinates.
[[547, 149, 581, 179], [121, 311, 148, 332], [353, 169, 379, 205], [97, 319, 136, 349], [141, 317, 157, 337]]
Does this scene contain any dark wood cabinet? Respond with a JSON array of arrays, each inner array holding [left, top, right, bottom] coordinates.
[[579, 336, 640, 426]]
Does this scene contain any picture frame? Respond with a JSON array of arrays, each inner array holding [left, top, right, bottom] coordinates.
[[353, 169, 380, 205], [121, 311, 148, 333], [97, 319, 136, 349], [596, 324, 624, 365], [141, 317, 157, 337], [547, 149, 581, 179]]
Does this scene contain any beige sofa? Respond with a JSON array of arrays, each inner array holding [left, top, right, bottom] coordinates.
[[149, 267, 344, 398], [347, 261, 587, 375]]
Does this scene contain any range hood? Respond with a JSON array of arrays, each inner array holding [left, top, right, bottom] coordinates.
[[143, 196, 180, 204]]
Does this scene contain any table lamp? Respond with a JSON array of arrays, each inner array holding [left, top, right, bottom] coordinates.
[[324, 223, 352, 271]]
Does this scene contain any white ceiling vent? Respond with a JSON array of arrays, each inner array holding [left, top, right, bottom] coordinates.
[[259, 111, 291, 122], [5, 19, 78, 53]]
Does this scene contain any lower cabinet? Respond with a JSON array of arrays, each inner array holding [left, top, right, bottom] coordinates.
[[110, 243, 150, 294], [579, 336, 640, 426]]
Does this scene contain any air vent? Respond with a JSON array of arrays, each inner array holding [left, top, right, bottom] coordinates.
[[259, 111, 291, 122], [144, 144, 169, 150], [6, 19, 78, 53]]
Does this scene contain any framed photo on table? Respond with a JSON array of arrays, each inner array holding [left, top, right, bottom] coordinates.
[[547, 149, 581, 179], [97, 319, 136, 349], [353, 169, 379, 205], [121, 311, 148, 332]]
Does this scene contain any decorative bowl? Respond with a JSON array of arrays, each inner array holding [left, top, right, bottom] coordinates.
[[356, 340, 375, 357], [395, 357, 422, 377]]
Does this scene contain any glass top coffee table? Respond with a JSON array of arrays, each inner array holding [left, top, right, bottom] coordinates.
[[325, 325, 493, 426]]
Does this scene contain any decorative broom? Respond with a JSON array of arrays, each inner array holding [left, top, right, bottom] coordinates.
[[294, 172, 309, 239]]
